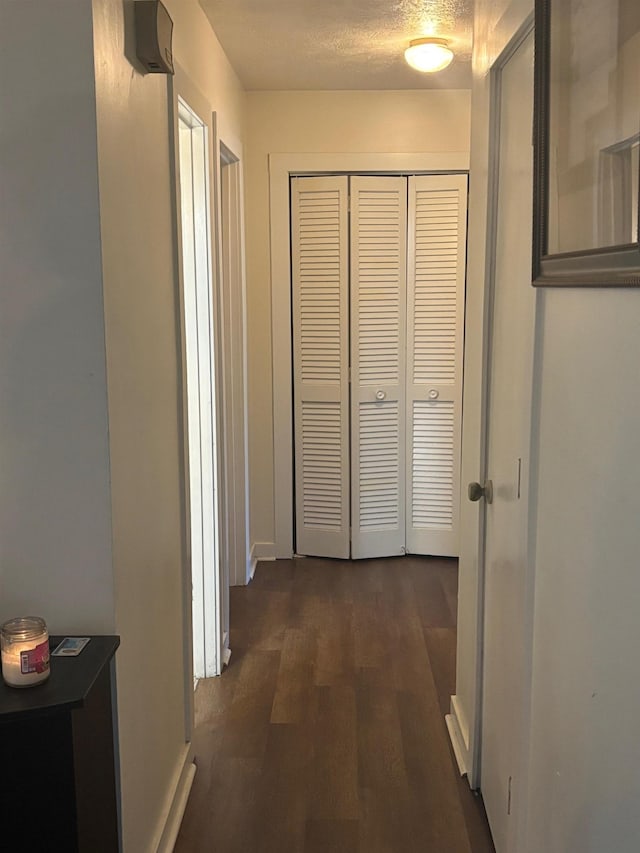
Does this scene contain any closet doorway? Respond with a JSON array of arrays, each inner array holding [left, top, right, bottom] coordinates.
[[291, 174, 468, 560]]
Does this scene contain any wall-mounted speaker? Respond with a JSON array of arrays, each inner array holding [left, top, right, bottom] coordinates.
[[135, 0, 174, 75]]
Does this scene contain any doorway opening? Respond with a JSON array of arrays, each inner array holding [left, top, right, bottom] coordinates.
[[177, 98, 222, 681], [268, 152, 469, 560]]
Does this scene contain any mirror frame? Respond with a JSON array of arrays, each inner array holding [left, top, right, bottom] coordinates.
[[533, 0, 640, 287]]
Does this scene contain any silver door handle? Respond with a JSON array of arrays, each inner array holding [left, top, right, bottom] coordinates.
[[468, 480, 493, 504], [375, 390, 386, 400], [428, 389, 439, 400]]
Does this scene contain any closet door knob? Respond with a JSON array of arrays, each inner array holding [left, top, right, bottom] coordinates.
[[428, 389, 439, 400], [375, 390, 386, 401], [468, 480, 493, 504]]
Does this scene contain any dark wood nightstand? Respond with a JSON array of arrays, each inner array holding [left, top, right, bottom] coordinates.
[[0, 635, 120, 852]]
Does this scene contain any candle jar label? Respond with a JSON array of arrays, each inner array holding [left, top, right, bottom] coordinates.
[[19, 640, 50, 675]]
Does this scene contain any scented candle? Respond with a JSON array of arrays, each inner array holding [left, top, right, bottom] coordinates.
[[1, 617, 50, 687]]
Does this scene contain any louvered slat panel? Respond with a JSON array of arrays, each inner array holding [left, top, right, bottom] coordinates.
[[292, 176, 349, 559], [406, 174, 467, 557], [351, 177, 407, 559], [413, 188, 460, 385], [301, 402, 343, 529], [358, 402, 401, 529], [411, 401, 455, 529], [353, 186, 404, 384], [297, 187, 343, 384]]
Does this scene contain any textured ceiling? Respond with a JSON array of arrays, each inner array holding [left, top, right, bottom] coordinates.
[[199, 0, 473, 90]]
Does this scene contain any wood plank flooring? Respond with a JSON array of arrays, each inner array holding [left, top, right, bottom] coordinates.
[[175, 556, 495, 853]]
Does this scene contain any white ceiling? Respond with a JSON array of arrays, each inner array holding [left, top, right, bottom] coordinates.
[[199, 0, 473, 91]]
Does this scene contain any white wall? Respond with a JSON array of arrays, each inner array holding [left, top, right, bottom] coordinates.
[[172, 10, 244, 148], [0, 2, 115, 631], [0, 0, 243, 850], [459, 1, 640, 850], [92, 1, 185, 848], [244, 90, 471, 552], [91, 0, 245, 849], [526, 289, 640, 852]]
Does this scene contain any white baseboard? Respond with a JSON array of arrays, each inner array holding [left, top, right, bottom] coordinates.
[[222, 634, 232, 668], [450, 693, 470, 750], [445, 713, 468, 777], [247, 550, 257, 582], [250, 541, 277, 566], [446, 694, 474, 780], [153, 744, 196, 853], [221, 631, 232, 669]]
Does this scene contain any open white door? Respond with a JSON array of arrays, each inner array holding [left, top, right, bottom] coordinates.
[[292, 176, 350, 559], [406, 174, 467, 556], [480, 29, 537, 853], [350, 177, 407, 559]]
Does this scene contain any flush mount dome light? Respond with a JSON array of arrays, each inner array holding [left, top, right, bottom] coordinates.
[[404, 37, 454, 73]]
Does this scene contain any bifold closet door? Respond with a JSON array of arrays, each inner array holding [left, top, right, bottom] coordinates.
[[292, 176, 350, 559], [292, 174, 467, 560], [350, 177, 407, 559], [406, 174, 467, 556]]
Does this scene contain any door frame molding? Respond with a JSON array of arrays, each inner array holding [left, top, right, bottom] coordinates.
[[269, 152, 470, 558]]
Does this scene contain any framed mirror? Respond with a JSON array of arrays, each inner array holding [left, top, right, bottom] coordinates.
[[533, 0, 640, 286]]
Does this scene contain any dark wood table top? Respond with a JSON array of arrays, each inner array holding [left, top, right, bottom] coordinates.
[[0, 635, 119, 722]]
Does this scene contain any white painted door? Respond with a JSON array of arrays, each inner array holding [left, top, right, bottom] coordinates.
[[406, 175, 467, 556], [292, 176, 350, 559], [350, 177, 407, 559], [292, 174, 467, 560], [480, 30, 536, 853]]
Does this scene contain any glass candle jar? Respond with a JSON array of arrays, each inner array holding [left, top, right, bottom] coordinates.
[[1, 617, 50, 688]]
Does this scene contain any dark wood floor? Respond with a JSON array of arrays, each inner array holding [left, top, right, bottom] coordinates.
[[175, 556, 495, 853]]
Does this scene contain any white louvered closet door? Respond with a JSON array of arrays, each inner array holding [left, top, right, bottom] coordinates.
[[350, 177, 407, 559], [292, 177, 350, 559], [406, 174, 467, 556]]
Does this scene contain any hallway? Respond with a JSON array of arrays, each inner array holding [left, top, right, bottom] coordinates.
[[175, 557, 495, 852]]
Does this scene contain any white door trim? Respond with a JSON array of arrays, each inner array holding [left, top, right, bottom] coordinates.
[[170, 64, 238, 742], [270, 152, 470, 558]]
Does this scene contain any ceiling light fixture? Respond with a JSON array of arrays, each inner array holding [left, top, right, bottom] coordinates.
[[404, 37, 454, 73]]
